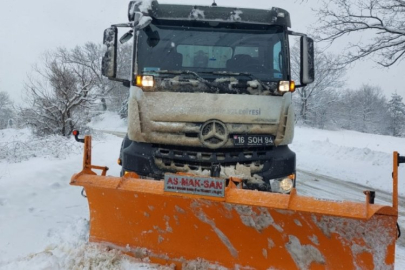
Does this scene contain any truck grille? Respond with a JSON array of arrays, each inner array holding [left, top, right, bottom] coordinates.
[[154, 146, 271, 174]]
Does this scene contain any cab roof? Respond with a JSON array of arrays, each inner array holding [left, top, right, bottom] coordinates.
[[129, 1, 291, 28]]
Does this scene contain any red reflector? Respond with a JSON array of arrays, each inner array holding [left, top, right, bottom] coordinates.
[[73, 130, 78, 136]]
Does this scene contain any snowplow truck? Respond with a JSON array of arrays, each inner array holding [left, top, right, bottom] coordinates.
[[70, 1, 401, 269], [104, 0, 315, 193]]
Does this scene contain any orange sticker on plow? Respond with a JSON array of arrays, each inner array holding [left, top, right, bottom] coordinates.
[[164, 174, 226, 198]]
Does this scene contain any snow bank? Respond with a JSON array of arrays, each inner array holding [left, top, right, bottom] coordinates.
[[291, 126, 405, 196], [0, 127, 159, 269], [0, 128, 123, 265], [0, 219, 158, 270], [87, 111, 127, 133], [0, 128, 32, 143], [0, 128, 81, 163]]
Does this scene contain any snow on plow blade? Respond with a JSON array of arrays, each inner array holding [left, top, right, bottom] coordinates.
[[71, 136, 400, 269]]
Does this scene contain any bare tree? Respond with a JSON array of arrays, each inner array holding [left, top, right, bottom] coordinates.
[[0, 91, 15, 129], [291, 44, 346, 126], [313, 0, 405, 67], [57, 42, 132, 114], [336, 85, 389, 134], [57, 43, 112, 96], [22, 51, 99, 136], [388, 92, 405, 136], [333, 90, 358, 130]]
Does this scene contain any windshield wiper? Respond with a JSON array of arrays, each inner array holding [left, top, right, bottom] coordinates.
[[153, 70, 231, 93], [200, 71, 270, 91]]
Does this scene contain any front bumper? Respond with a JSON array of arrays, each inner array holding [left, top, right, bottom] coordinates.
[[121, 141, 295, 186]]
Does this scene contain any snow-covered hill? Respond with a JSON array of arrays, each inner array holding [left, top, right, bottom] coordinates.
[[292, 126, 405, 197], [1, 113, 404, 269]]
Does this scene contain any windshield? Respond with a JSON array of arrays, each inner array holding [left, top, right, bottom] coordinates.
[[136, 23, 287, 83]]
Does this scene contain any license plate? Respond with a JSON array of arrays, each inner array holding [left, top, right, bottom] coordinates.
[[233, 135, 274, 146], [164, 174, 226, 198]]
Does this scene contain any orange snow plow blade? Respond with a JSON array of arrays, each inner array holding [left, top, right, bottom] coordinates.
[[71, 136, 401, 269]]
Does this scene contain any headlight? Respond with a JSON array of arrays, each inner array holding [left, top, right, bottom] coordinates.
[[136, 75, 155, 89], [270, 174, 295, 194], [277, 81, 296, 94]]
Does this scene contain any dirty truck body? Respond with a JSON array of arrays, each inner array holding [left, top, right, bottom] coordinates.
[[104, 1, 315, 193], [69, 0, 400, 269]]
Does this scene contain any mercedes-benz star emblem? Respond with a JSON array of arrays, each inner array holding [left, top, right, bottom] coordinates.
[[199, 120, 229, 149]]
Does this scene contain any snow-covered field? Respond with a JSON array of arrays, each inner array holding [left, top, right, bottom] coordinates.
[[292, 127, 405, 197], [1, 112, 405, 269]]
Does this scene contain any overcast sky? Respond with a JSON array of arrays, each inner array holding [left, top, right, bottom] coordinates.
[[1, 0, 404, 104]]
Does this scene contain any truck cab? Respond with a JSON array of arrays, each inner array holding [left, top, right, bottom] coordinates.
[[102, 0, 314, 193]]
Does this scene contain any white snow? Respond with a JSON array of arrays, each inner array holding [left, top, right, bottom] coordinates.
[[0, 219, 156, 270], [0, 128, 159, 269], [129, 0, 154, 15], [0, 128, 82, 163], [137, 15, 153, 29], [137, 0, 154, 13], [87, 111, 127, 133], [189, 8, 205, 19], [1, 114, 405, 268], [291, 127, 405, 196], [229, 10, 243, 22]]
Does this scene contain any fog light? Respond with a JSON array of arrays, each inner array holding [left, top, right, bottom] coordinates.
[[279, 177, 293, 193]]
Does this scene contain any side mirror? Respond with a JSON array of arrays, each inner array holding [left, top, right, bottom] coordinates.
[[102, 27, 118, 78], [300, 36, 315, 85]]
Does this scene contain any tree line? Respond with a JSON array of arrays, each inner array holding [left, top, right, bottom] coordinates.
[[292, 0, 405, 137], [293, 83, 405, 137], [290, 41, 404, 136]]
